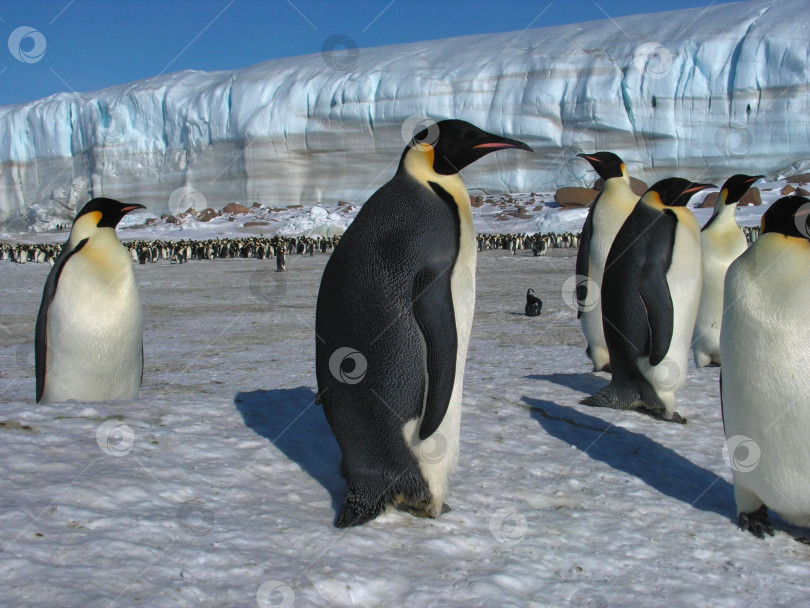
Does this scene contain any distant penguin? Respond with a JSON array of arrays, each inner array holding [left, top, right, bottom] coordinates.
[[721, 196, 810, 537], [276, 247, 286, 272], [582, 178, 713, 422], [574, 152, 639, 372], [525, 288, 542, 316], [316, 119, 532, 527], [692, 174, 762, 367], [36, 198, 145, 403]]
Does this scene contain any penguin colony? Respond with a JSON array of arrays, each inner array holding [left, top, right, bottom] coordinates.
[[0, 231, 584, 265], [22, 120, 810, 538]]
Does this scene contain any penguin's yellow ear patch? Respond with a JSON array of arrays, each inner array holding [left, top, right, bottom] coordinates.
[[88, 211, 103, 226], [647, 191, 664, 208], [414, 142, 435, 165]]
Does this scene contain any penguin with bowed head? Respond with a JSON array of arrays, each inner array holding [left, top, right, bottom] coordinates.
[[36, 198, 145, 403], [315, 119, 532, 527], [582, 178, 714, 422], [692, 174, 762, 367], [721, 196, 810, 538]]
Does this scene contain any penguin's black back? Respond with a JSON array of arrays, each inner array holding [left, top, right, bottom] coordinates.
[[315, 171, 461, 525], [601, 202, 677, 381]]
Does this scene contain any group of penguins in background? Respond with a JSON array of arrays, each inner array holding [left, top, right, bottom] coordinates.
[[31, 119, 809, 538], [1, 229, 588, 266]]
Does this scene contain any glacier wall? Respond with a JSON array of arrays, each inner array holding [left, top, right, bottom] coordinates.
[[0, 0, 808, 229]]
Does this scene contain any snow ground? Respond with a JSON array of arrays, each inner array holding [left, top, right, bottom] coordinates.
[[1, 249, 809, 608]]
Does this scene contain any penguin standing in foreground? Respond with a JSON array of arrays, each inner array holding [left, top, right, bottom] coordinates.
[[582, 178, 713, 422], [36, 198, 145, 403], [721, 196, 810, 538], [692, 174, 763, 367], [315, 119, 532, 527], [574, 152, 639, 372]]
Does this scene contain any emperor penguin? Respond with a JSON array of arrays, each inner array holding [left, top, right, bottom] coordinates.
[[692, 174, 763, 367], [315, 119, 532, 527], [574, 152, 639, 372], [36, 198, 146, 403], [720, 196, 810, 538], [582, 178, 714, 422]]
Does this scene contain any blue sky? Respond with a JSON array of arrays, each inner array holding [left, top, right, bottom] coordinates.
[[0, 0, 738, 107]]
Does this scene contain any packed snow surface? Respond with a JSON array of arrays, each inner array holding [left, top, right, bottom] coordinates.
[[2, 249, 810, 607], [0, 0, 808, 229]]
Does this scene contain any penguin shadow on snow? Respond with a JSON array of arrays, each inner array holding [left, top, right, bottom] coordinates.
[[234, 387, 345, 512], [526, 372, 608, 396], [523, 396, 735, 521]]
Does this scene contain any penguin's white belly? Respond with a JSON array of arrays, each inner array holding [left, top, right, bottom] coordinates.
[[722, 236, 810, 525], [43, 250, 142, 402], [581, 200, 631, 369], [402, 175, 475, 510], [693, 226, 747, 365], [639, 221, 701, 410]]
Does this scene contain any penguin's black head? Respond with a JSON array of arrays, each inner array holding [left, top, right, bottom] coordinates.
[[761, 196, 810, 240], [74, 197, 147, 228], [403, 119, 532, 175], [645, 178, 715, 207], [719, 174, 764, 205], [577, 152, 626, 181]]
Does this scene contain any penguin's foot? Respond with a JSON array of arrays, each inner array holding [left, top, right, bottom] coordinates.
[[639, 402, 687, 424], [335, 480, 386, 528], [581, 384, 635, 410], [738, 506, 775, 539], [398, 500, 451, 519]]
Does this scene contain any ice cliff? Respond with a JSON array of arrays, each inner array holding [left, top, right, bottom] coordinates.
[[0, 0, 808, 230]]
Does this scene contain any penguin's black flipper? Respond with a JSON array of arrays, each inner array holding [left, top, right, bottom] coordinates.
[[412, 267, 458, 441], [638, 214, 676, 366], [574, 203, 596, 319], [34, 237, 88, 403], [639, 260, 674, 366]]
